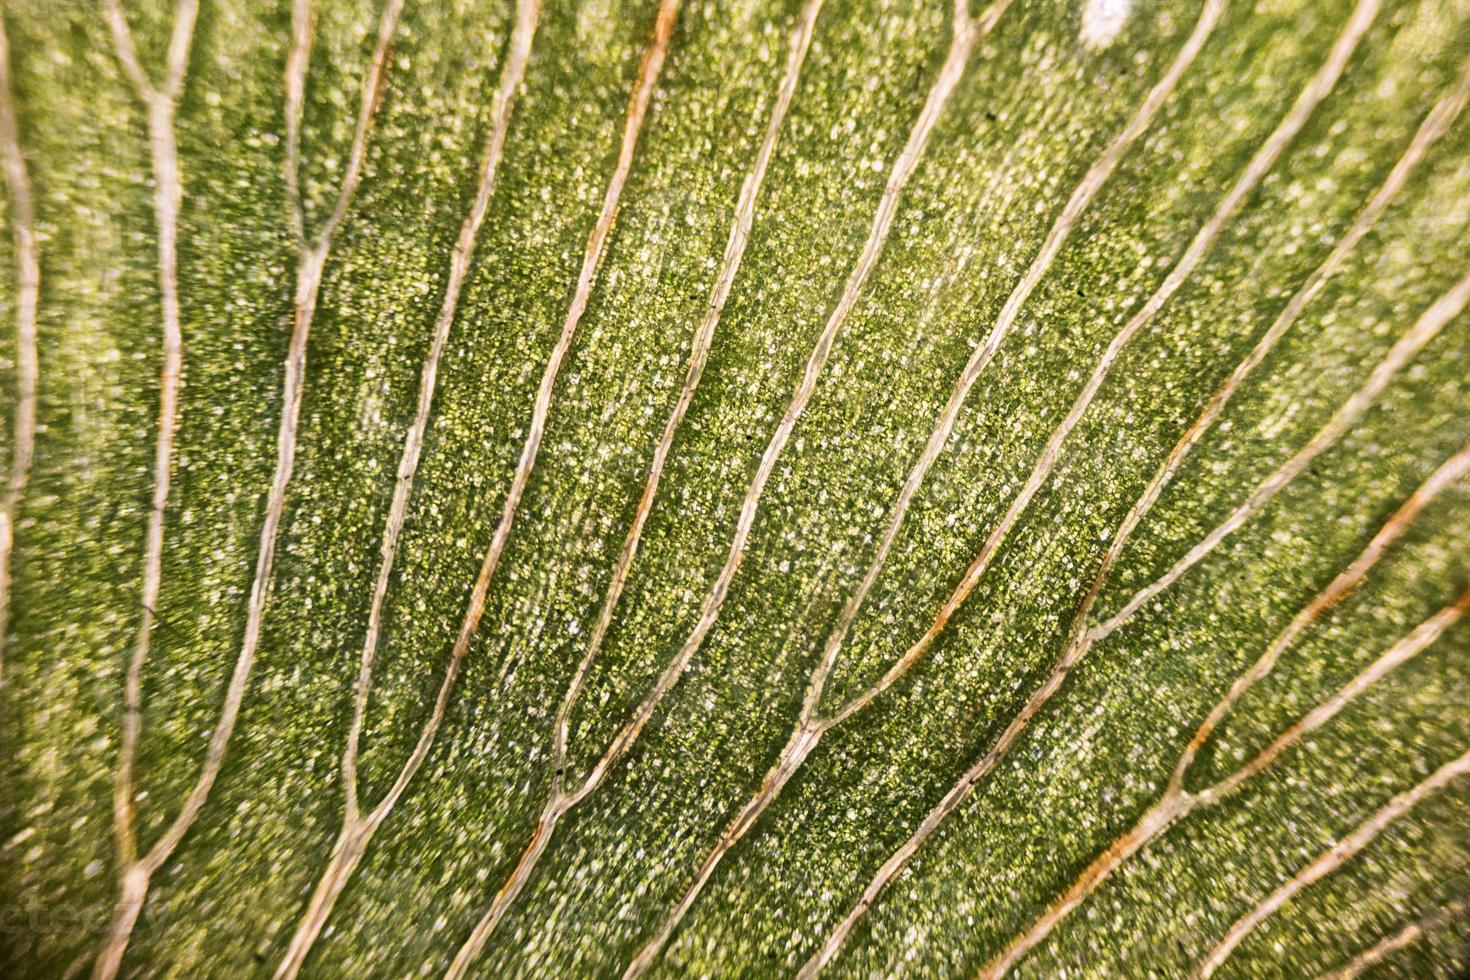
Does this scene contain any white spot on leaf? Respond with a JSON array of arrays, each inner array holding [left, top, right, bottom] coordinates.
[[1080, 0, 1132, 48]]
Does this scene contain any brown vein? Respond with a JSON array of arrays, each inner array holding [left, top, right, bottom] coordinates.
[[97, 1, 198, 976], [0, 16, 39, 682], [1196, 746, 1470, 978], [271, 3, 546, 977], [979, 500, 1470, 978], [1081, 49, 1470, 656], [810, 65, 1470, 972], [981, 253, 1470, 961], [822, 258, 1468, 974], [621, 2, 1224, 972], [1169, 441, 1470, 799], [556, 3, 827, 972], [445, 4, 816, 973], [822, 0, 1225, 725], [800, 2, 1391, 968]]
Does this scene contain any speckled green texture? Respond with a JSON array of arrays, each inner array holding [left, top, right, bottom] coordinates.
[[3, 0, 1470, 977]]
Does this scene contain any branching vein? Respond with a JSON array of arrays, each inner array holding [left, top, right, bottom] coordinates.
[[976, 443, 1470, 978]]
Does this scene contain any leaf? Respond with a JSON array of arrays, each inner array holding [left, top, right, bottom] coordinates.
[[2, 0, 1469, 977]]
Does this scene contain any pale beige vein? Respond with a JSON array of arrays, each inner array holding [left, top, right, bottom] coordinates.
[[0, 16, 39, 682]]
